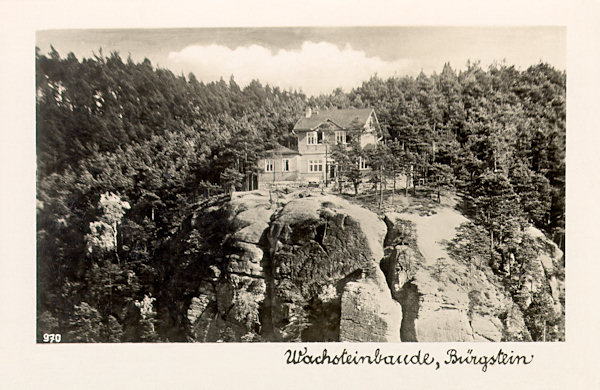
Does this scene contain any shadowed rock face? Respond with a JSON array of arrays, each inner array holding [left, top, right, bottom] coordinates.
[[168, 191, 562, 342], [179, 191, 399, 342], [267, 196, 389, 341]]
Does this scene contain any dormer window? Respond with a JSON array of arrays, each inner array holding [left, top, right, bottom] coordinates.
[[335, 131, 346, 144], [307, 132, 317, 145]]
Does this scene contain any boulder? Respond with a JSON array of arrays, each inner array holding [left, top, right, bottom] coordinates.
[[231, 222, 269, 244], [267, 194, 388, 341], [340, 266, 402, 342]]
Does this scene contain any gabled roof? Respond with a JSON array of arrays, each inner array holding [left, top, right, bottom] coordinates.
[[293, 108, 374, 132], [265, 144, 300, 156]]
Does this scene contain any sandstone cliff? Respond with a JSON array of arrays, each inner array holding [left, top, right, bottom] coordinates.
[[164, 190, 563, 342]]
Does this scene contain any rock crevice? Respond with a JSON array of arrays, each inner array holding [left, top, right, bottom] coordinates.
[[183, 191, 402, 342], [178, 191, 562, 342]]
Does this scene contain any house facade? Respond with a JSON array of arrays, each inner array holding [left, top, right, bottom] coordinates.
[[257, 107, 380, 189]]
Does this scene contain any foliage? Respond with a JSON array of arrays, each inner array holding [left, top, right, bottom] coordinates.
[[36, 47, 565, 342], [66, 302, 103, 342], [470, 172, 524, 248], [446, 222, 492, 270], [524, 289, 562, 341], [331, 136, 364, 195], [37, 311, 59, 342], [230, 289, 261, 330], [429, 162, 455, 203], [103, 315, 124, 342]]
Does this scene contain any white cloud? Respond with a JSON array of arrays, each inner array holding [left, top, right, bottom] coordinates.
[[167, 41, 413, 96]]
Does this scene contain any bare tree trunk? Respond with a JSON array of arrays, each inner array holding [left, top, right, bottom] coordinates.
[[559, 232, 564, 251], [405, 167, 410, 197], [112, 222, 120, 264], [108, 270, 113, 313], [379, 166, 384, 208], [542, 320, 547, 342], [392, 172, 396, 205], [410, 165, 417, 196]]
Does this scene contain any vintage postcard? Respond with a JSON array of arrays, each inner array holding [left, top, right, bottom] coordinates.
[[2, 0, 599, 389], [34, 25, 565, 343]]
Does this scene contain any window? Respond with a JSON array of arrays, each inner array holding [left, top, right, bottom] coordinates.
[[317, 131, 323, 144], [307, 132, 317, 145], [308, 160, 323, 172], [335, 131, 346, 144], [282, 158, 290, 172], [265, 159, 274, 172], [359, 157, 368, 170]]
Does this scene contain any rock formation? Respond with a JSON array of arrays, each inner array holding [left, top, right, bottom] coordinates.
[[164, 189, 563, 342], [383, 208, 563, 342], [340, 264, 402, 342]]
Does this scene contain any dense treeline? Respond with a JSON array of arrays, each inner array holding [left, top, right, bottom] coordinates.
[[319, 63, 565, 244], [36, 48, 565, 341]]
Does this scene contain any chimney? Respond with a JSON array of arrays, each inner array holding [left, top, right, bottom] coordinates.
[[305, 107, 312, 118]]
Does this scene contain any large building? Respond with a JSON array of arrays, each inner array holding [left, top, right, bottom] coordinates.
[[257, 107, 381, 188]]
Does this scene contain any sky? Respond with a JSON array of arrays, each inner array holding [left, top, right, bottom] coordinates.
[[38, 26, 566, 96]]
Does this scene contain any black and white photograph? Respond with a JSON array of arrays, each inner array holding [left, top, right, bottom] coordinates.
[[2, 0, 600, 389], [34, 25, 566, 343]]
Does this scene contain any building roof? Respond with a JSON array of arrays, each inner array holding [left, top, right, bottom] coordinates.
[[293, 108, 374, 132], [265, 144, 300, 156]]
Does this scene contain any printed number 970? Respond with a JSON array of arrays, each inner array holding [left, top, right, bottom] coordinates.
[[43, 333, 61, 343]]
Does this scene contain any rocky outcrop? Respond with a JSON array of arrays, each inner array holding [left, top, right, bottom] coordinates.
[[384, 211, 506, 342], [171, 190, 562, 342], [519, 226, 564, 316], [180, 193, 273, 342], [181, 190, 399, 342], [340, 264, 402, 342], [266, 195, 391, 341], [382, 207, 563, 342]]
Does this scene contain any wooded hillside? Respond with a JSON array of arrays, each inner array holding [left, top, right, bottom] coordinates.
[[36, 48, 565, 342]]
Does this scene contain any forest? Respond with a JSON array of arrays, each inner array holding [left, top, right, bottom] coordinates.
[[36, 47, 565, 342]]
